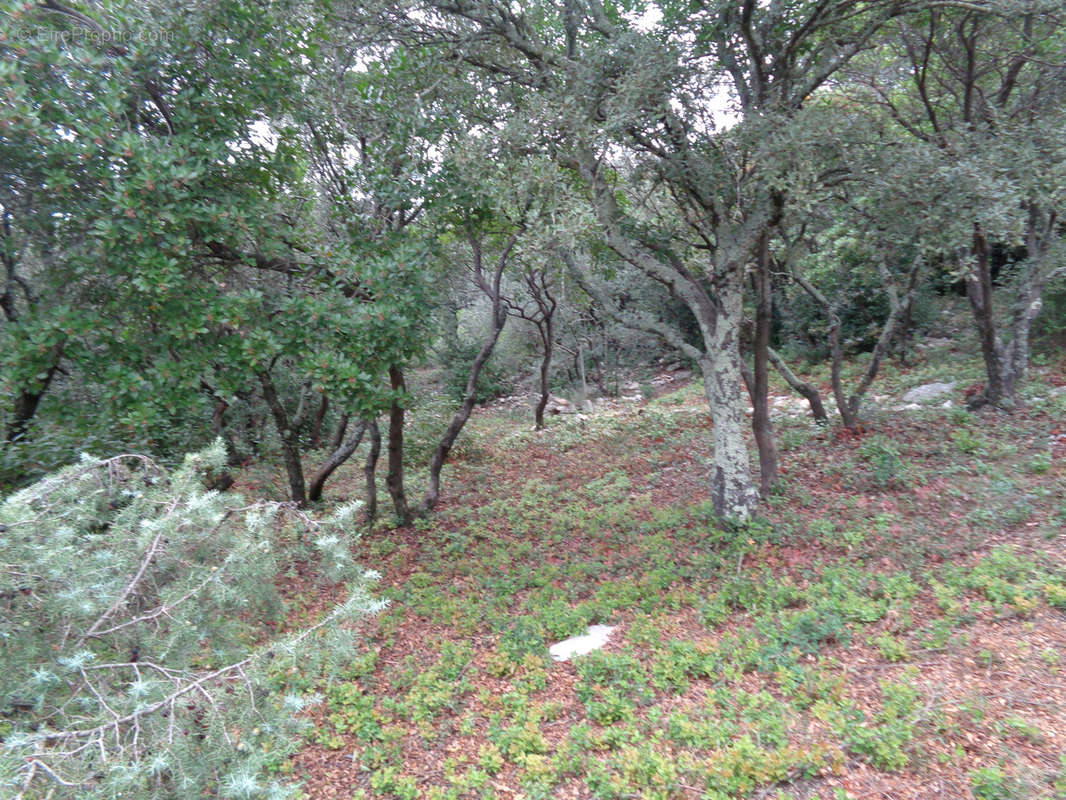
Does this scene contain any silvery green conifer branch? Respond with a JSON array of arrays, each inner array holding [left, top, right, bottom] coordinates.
[[1, 442, 381, 799]]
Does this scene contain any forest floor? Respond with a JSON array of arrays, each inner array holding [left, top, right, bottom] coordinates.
[[266, 341, 1066, 800]]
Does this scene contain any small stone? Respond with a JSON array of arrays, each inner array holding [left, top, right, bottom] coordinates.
[[549, 625, 616, 662], [547, 395, 576, 414]]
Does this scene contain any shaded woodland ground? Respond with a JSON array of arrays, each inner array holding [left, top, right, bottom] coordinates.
[[240, 338, 1066, 800]]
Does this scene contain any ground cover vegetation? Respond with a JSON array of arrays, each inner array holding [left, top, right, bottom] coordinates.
[[2, 0, 1066, 797]]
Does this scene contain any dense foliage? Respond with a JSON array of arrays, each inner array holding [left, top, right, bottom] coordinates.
[[0, 441, 381, 798], [1, 0, 1065, 794], [5, 0, 1064, 515]]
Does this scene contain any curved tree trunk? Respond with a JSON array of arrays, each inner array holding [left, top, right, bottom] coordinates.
[[419, 225, 518, 514], [422, 305, 508, 512], [766, 347, 829, 423], [792, 272, 859, 429], [533, 320, 553, 430], [828, 321, 859, 429], [307, 419, 367, 503]]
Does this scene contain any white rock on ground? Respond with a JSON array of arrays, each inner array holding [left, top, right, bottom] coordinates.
[[902, 381, 956, 403], [549, 625, 616, 662]]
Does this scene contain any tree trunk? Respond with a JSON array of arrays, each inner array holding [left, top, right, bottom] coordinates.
[[766, 347, 828, 423], [792, 272, 859, 429], [750, 235, 777, 496], [702, 276, 760, 522], [386, 365, 412, 525], [966, 223, 1008, 409], [828, 320, 859, 429], [966, 207, 1061, 410], [534, 323, 552, 430], [1000, 204, 1056, 405], [210, 398, 228, 435], [575, 339, 591, 411], [306, 419, 367, 503], [419, 226, 517, 514], [207, 395, 247, 466], [257, 372, 308, 506], [364, 419, 381, 524], [422, 305, 508, 512], [308, 393, 329, 449], [6, 345, 62, 444], [845, 255, 924, 417], [8, 387, 49, 443], [330, 413, 350, 451]]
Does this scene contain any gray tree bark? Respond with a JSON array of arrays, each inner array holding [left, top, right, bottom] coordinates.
[[704, 276, 761, 521]]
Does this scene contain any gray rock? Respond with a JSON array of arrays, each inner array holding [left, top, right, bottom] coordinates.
[[902, 381, 956, 403]]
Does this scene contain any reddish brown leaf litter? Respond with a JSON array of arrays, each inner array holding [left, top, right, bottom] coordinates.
[[273, 368, 1066, 799]]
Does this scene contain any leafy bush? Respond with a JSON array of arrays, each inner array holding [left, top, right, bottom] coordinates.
[[402, 391, 486, 468], [441, 341, 514, 405], [859, 435, 908, 489], [0, 442, 382, 799], [971, 765, 1025, 800]]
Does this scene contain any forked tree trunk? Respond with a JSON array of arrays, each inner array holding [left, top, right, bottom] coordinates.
[[517, 268, 557, 431], [258, 372, 309, 506], [966, 210, 1060, 411], [307, 419, 367, 503], [793, 253, 922, 430]]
